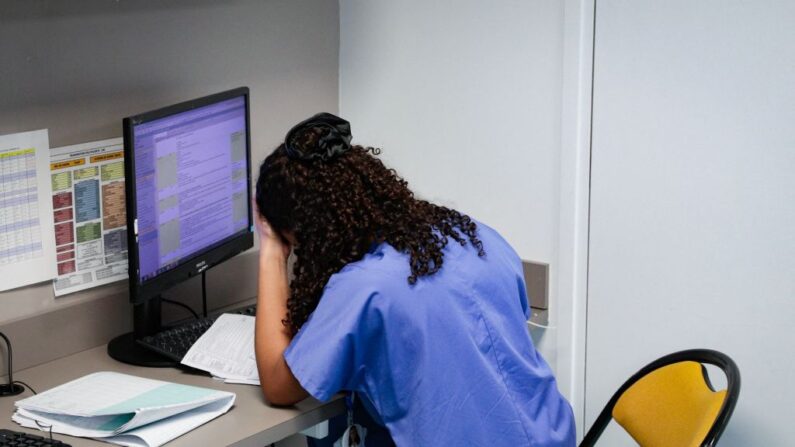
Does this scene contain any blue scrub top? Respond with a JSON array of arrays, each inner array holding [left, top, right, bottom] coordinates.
[[284, 222, 575, 446]]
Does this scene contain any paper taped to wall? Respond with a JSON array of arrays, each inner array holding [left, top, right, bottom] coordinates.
[[50, 138, 128, 296], [0, 129, 57, 292]]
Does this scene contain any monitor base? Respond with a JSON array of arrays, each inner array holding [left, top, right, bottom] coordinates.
[[107, 332, 178, 367]]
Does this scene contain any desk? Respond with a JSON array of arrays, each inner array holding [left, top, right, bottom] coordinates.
[[0, 345, 345, 446]]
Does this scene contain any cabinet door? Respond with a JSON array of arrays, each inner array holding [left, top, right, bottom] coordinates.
[[586, 1, 795, 445]]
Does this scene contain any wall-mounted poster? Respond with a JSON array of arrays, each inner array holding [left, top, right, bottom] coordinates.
[[0, 129, 57, 291], [50, 138, 128, 296]]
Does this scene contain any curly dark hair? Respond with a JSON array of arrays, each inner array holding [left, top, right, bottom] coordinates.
[[256, 137, 484, 334]]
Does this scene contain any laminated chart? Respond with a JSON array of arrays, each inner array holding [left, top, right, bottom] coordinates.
[[0, 129, 57, 291], [50, 138, 128, 296]]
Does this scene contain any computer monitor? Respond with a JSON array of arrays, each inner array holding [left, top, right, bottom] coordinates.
[[108, 87, 254, 366]]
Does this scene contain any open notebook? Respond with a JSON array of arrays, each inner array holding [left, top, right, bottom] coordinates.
[[13, 372, 235, 447]]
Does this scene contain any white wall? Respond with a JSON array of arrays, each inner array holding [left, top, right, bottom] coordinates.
[[585, 1, 795, 445], [339, 0, 563, 264], [339, 0, 567, 378]]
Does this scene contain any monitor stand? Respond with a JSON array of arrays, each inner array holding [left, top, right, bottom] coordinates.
[[107, 297, 178, 367]]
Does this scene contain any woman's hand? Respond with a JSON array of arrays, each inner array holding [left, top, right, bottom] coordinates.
[[254, 204, 291, 260], [253, 203, 308, 405]]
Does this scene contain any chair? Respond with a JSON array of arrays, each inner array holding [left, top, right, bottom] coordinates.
[[580, 349, 740, 447]]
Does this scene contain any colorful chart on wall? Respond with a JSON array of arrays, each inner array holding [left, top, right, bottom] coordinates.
[[0, 129, 57, 291], [50, 138, 128, 296]]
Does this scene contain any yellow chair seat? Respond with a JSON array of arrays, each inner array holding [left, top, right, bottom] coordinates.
[[612, 361, 726, 447], [579, 349, 740, 447]]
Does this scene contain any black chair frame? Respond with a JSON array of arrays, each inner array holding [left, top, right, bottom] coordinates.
[[579, 349, 740, 447]]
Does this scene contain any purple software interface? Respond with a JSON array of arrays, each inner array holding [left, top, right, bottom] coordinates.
[[132, 96, 249, 282]]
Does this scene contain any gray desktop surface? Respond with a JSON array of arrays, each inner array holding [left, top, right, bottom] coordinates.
[[0, 346, 345, 446]]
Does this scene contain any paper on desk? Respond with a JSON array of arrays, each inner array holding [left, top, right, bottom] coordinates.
[[14, 397, 233, 447], [220, 376, 261, 386], [13, 371, 235, 447], [181, 313, 261, 385], [0, 129, 57, 291]]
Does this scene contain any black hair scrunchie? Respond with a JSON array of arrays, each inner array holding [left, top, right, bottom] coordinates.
[[283, 112, 352, 161]]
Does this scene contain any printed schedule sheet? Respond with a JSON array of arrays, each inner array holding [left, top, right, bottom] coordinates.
[[0, 129, 57, 291], [50, 138, 128, 296]]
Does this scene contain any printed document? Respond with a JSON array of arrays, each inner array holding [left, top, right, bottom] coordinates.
[[0, 129, 57, 291], [49, 138, 128, 296], [13, 371, 235, 447], [182, 313, 261, 385]]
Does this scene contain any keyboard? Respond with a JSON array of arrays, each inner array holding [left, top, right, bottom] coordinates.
[[0, 429, 71, 447], [138, 304, 256, 362]]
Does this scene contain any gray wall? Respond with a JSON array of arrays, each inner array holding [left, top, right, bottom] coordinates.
[[0, 0, 339, 371]]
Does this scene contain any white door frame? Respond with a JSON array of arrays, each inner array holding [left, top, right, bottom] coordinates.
[[556, 0, 595, 439]]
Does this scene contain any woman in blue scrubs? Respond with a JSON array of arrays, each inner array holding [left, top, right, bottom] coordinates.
[[254, 113, 575, 446]]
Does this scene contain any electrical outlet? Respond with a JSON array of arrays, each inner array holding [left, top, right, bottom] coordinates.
[[522, 260, 548, 310]]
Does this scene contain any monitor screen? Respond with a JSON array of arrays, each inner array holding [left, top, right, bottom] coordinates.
[[127, 92, 251, 286]]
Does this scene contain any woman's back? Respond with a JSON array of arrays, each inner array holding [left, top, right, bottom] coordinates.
[[284, 222, 575, 446]]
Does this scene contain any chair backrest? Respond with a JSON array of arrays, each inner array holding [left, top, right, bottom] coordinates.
[[579, 349, 740, 447]]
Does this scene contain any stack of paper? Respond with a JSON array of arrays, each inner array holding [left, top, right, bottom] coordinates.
[[181, 313, 261, 385], [12, 372, 235, 447]]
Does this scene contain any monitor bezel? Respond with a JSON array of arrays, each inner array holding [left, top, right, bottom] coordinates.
[[123, 87, 254, 304]]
